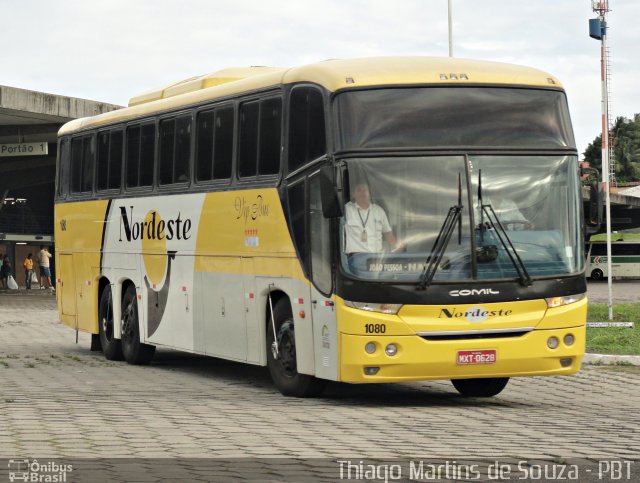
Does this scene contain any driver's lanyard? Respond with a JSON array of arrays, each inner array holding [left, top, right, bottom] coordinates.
[[357, 208, 370, 243]]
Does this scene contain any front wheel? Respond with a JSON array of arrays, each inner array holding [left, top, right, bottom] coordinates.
[[451, 377, 509, 397], [267, 299, 326, 397], [121, 285, 155, 365], [590, 269, 604, 281]]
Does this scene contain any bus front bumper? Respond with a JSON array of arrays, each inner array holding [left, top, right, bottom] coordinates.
[[339, 325, 585, 383]]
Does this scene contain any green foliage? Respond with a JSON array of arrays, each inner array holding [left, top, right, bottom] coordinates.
[[584, 113, 640, 182], [587, 303, 640, 355]]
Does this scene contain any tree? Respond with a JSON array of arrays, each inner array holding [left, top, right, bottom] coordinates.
[[584, 114, 640, 182]]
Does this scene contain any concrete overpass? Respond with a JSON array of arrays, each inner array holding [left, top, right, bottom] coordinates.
[[0, 85, 121, 287], [583, 185, 640, 235]]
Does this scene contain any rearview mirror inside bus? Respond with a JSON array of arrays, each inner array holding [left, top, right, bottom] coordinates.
[[319, 165, 343, 218]]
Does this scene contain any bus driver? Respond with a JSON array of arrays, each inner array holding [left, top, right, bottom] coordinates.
[[344, 181, 403, 254]]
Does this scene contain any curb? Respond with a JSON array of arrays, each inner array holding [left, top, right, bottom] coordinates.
[[583, 353, 640, 366]]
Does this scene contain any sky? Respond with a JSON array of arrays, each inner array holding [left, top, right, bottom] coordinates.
[[1, 0, 638, 157]]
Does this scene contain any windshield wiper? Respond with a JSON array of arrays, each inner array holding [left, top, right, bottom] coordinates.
[[417, 174, 463, 291], [477, 170, 532, 287]]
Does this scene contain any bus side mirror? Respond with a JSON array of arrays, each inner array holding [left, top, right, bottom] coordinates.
[[586, 182, 602, 235], [319, 165, 343, 218]]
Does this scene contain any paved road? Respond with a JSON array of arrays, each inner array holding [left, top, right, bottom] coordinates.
[[587, 279, 640, 303], [0, 291, 638, 482]]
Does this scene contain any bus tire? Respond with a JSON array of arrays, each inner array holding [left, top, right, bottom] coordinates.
[[121, 284, 155, 365], [590, 269, 604, 281], [98, 286, 123, 361], [451, 377, 509, 397], [267, 299, 326, 397]]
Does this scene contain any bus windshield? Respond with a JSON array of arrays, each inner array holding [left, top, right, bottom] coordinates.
[[341, 155, 584, 283], [335, 87, 575, 150]]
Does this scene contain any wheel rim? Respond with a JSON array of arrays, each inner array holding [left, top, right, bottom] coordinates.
[[101, 292, 114, 341], [276, 320, 297, 378], [121, 298, 135, 343], [102, 315, 114, 341]]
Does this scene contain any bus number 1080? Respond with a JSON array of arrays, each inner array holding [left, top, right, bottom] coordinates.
[[365, 324, 386, 334]]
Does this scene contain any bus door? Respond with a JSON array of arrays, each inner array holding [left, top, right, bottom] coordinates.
[[58, 254, 76, 317], [308, 172, 338, 381], [309, 285, 338, 380]]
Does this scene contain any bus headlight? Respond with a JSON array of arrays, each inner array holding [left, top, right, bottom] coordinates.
[[365, 342, 377, 354], [545, 293, 586, 308], [385, 344, 398, 356], [564, 334, 575, 346], [344, 301, 403, 314], [547, 336, 559, 349]]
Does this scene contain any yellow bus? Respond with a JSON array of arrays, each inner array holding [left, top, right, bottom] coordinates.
[[55, 57, 586, 397]]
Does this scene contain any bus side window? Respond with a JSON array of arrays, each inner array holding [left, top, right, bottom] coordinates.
[[258, 97, 282, 175], [238, 101, 259, 178], [159, 114, 192, 185], [288, 87, 326, 173], [239, 97, 282, 178], [70, 135, 95, 194], [196, 106, 233, 182], [57, 137, 70, 198], [126, 123, 155, 188], [97, 130, 123, 191]]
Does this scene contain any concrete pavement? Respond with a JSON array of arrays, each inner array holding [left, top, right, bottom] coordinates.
[[0, 290, 638, 481]]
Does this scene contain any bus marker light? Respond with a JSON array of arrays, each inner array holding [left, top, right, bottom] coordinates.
[[299, 311, 305, 319], [563, 334, 575, 346], [365, 342, 376, 354], [560, 357, 573, 367], [364, 367, 379, 375], [547, 337, 559, 349], [385, 344, 398, 356]]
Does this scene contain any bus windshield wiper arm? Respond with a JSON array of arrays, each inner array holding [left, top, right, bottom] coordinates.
[[477, 169, 532, 287], [416, 204, 462, 291], [417, 174, 464, 291]]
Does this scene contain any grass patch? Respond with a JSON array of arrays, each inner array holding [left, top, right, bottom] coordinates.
[[592, 365, 640, 374], [587, 303, 640, 355], [589, 232, 640, 241]]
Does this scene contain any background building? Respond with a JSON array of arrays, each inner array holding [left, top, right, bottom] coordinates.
[[0, 85, 121, 288]]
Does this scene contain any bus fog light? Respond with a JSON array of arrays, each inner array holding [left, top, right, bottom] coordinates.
[[563, 334, 575, 346], [560, 357, 573, 367], [547, 337, 559, 349], [365, 342, 376, 354], [364, 367, 380, 375], [385, 344, 398, 356]]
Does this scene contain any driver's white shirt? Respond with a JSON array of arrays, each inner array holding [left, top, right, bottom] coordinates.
[[344, 201, 392, 253]]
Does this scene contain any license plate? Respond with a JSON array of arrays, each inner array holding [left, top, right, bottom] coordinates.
[[456, 349, 497, 365]]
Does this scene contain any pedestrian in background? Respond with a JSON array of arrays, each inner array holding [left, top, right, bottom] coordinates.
[[37, 245, 54, 290], [23, 253, 34, 290], [1, 255, 12, 289]]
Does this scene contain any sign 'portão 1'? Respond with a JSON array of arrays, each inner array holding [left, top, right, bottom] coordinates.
[[0, 142, 48, 157]]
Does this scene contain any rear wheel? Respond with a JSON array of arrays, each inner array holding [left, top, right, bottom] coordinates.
[[267, 299, 326, 397], [590, 269, 604, 281], [121, 284, 155, 365], [98, 286, 123, 360], [451, 377, 509, 397]]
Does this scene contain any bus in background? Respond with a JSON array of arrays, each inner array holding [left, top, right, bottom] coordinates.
[[586, 240, 640, 279], [55, 57, 586, 398]]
